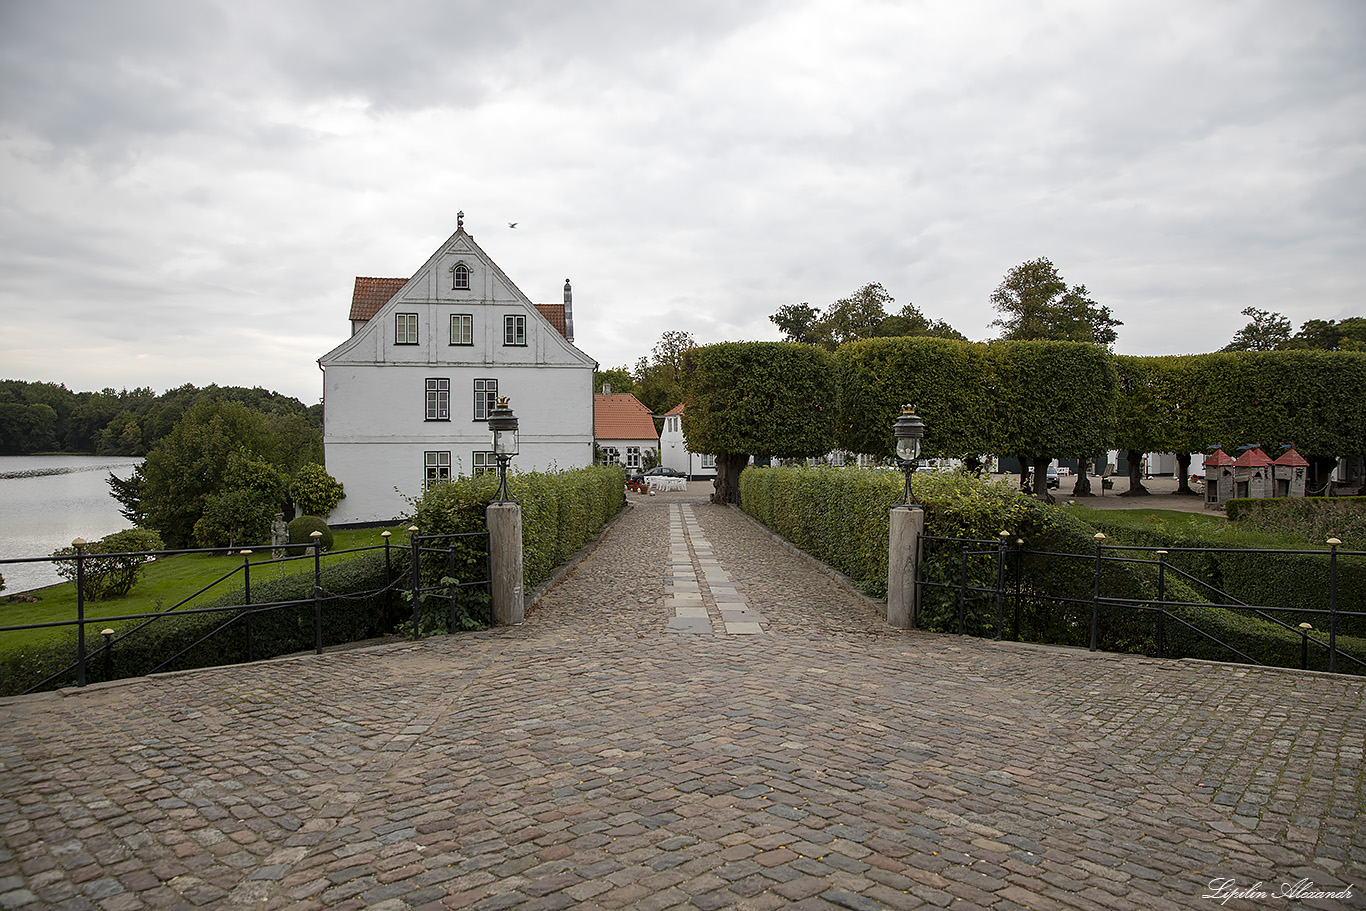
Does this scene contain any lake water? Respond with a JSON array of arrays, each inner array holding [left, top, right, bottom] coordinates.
[[0, 455, 143, 594]]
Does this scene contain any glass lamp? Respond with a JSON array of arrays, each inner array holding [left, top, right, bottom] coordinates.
[[488, 397, 519, 501], [892, 405, 925, 506]]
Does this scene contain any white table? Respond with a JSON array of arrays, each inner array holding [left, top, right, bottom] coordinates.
[[646, 476, 687, 492]]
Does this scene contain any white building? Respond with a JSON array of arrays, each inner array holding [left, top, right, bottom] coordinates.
[[659, 403, 716, 479], [318, 214, 597, 525]]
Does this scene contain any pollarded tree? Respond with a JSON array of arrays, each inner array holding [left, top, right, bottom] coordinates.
[[681, 342, 837, 505], [988, 341, 1118, 502], [834, 336, 997, 461]]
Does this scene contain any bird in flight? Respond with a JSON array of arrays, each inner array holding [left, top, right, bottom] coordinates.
[[508, 222, 518, 228]]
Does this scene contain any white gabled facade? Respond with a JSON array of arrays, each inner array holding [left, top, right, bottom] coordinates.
[[318, 217, 597, 525], [659, 404, 716, 479]]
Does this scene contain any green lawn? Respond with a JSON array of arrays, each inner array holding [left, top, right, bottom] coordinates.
[[0, 525, 409, 651]]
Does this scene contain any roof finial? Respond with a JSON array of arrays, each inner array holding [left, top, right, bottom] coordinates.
[[457, 210, 464, 230]]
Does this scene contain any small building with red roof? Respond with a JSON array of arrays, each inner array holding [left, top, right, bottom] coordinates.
[[593, 386, 659, 471], [1203, 447, 1237, 508], [1272, 447, 1310, 498]]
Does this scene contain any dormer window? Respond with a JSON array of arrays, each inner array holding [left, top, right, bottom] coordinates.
[[450, 263, 471, 291]]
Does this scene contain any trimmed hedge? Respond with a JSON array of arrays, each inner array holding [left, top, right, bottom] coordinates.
[[1084, 510, 1366, 641], [740, 466, 1366, 674], [0, 546, 407, 696], [407, 464, 624, 589]]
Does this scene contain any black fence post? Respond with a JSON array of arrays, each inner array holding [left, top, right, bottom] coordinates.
[[1090, 533, 1105, 652], [1155, 550, 1167, 659], [957, 544, 968, 635], [1012, 536, 1024, 642], [311, 532, 323, 655], [101, 627, 114, 682], [382, 530, 393, 623], [447, 545, 458, 633], [1299, 622, 1313, 670], [1327, 538, 1340, 674], [994, 532, 1008, 641], [74, 538, 87, 687], [241, 550, 254, 662], [409, 526, 421, 639]]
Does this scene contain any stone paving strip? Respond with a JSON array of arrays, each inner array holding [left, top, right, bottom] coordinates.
[[0, 486, 1362, 911], [664, 505, 766, 636]]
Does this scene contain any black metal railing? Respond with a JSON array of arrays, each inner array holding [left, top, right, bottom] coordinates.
[[917, 534, 1365, 675], [1, 529, 490, 694]]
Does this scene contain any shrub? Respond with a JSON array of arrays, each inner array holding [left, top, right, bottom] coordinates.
[[194, 487, 275, 549], [405, 464, 625, 631], [291, 463, 345, 518], [288, 516, 333, 554], [740, 466, 1366, 674], [1226, 496, 1366, 544], [50, 529, 165, 601]]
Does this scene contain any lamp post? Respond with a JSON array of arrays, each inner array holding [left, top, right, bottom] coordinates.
[[892, 405, 925, 506], [488, 396, 520, 502]]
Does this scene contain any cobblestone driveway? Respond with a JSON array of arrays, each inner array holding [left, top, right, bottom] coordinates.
[[1, 488, 1362, 910]]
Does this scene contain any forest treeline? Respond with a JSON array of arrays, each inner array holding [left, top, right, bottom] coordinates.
[[0, 380, 321, 456]]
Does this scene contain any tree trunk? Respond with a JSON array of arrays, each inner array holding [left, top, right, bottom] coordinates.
[[1071, 457, 1093, 497], [1121, 449, 1150, 496], [1031, 456, 1054, 504], [711, 453, 750, 505], [1017, 459, 1031, 494], [1174, 452, 1197, 495]]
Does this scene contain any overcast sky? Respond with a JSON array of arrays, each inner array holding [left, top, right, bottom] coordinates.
[[1, 0, 1362, 405]]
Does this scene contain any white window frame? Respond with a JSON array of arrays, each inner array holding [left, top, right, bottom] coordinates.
[[450, 262, 471, 290], [701, 454, 716, 469], [626, 447, 642, 469], [424, 451, 451, 486], [450, 313, 473, 346], [503, 315, 527, 346], [395, 313, 419, 345], [473, 451, 496, 476], [473, 378, 497, 421], [600, 446, 620, 466], [425, 378, 450, 421]]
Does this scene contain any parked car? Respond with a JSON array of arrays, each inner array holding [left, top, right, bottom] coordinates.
[[627, 466, 688, 484]]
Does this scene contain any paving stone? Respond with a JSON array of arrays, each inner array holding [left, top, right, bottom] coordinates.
[[0, 489, 1361, 911]]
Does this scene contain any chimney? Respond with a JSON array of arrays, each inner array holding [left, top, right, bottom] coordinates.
[[563, 279, 575, 342], [602, 383, 612, 396]]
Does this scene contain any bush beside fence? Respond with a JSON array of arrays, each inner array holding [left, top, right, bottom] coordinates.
[[1084, 513, 1366, 640], [739, 466, 1366, 674]]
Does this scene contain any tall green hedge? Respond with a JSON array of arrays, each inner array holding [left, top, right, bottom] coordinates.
[[406, 463, 625, 593], [739, 466, 1366, 673]]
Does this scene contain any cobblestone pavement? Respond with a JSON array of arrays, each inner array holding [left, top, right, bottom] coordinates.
[[1, 488, 1363, 910]]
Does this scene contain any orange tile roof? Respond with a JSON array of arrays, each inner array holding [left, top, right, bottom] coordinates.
[[664, 402, 685, 417], [350, 277, 407, 322], [348, 277, 569, 339], [535, 303, 567, 336], [594, 393, 659, 441]]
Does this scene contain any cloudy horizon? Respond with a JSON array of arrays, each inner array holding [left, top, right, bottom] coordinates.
[[2, 0, 1362, 405]]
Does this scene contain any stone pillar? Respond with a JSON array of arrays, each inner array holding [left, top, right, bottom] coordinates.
[[887, 506, 924, 629], [487, 502, 524, 625]]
